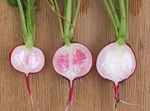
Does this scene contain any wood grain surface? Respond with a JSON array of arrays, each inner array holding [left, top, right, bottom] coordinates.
[[0, 0, 149, 111]]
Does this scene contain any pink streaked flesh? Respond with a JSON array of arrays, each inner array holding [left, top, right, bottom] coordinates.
[[53, 43, 93, 110], [53, 43, 92, 80], [10, 45, 45, 110]]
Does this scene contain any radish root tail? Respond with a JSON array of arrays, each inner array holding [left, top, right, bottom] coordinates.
[[119, 99, 138, 106], [115, 100, 119, 111], [25, 75, 35, 111], [65, 104, 70, 111], [114, 84, 120, 111], [115, 99, 138, 111], [65, 80, 74, 111], [30, 93, 35, 111], [114, 84, 138, 111], [67, 80, 74, 105]]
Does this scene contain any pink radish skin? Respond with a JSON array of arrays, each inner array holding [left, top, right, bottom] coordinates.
[[96, 41, 136, 107], [10, 45, 45, 110], [53, 43, 93, 110]]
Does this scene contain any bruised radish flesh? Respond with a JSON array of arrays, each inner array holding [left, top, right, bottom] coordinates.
[[53, 43, 93, 109], [10, 45, 45, 109], [96, 42, 136, 107]]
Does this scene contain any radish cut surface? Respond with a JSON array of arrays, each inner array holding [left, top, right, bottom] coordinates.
[[96, 42, 136, 86], [10, 45, 45, 75], [96, 42, 136, 108], [10, 45, 45, 109], [53, 43, 93, 107], [53, 43, 93, 81]]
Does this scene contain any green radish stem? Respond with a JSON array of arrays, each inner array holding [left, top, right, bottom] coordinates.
[[64, 0, 72, 37], [7, 0, 38, 50], [118, 0, 127, 45], [103, 0, 119, 38], [50, 0, 81, 46], [103, 0, 128, 46], [17, 0, 28, 43], [69, 0, 81, 35], [108, 0, 120, 28], [53, 0, 64, 38]]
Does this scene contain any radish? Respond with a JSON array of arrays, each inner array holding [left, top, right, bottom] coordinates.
[[53, 43, 93, 110], [48, 0, 93, 110], [96, 0, 136, 110], [7, 0, 45, 110]]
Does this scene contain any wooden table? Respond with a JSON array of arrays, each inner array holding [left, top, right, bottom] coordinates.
[[0, 0, 149, 111]]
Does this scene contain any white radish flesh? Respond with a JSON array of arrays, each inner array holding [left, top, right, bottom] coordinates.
[[96, 42, 136, 102]]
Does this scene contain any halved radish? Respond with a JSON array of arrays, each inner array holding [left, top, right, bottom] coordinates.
[[10, 45, 45, 109], [7, 0, 45, 110], [96, 41, 136, 106], [53, 43, 93, 109], [97, 0, 137, 110], [48, 0, 93, 110], [96, 42, 136, 86]]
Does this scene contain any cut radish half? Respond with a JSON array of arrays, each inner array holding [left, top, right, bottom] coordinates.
[[53, 43, 93, 108], [96, 42, 136, 105], [96, 42, 136, 85], [10, 45, 45, 109], [53, 43, 93, 80]]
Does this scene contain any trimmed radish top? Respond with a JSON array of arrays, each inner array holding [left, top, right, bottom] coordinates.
[[96, 42, 136, 85], [11, 45, 45, 75], [53, 43, 93, 81]]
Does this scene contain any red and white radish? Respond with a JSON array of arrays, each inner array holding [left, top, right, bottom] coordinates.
[[10, 45, 45, 108], [96, 42, 136, 102], [10, 46, 45, 75], [48, 0, 93, 110], [97, 0, 137, 110], [7, 0, 45, 110], [53, 43, 93, 107]]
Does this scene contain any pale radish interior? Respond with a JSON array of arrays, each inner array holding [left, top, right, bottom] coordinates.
[[96, 42, 136, 85], [11, 45, 45, 75], [53, 43, 93, 80]]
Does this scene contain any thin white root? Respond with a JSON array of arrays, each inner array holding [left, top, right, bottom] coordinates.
[[114, 99, 138, 111], [120, 100, 138, 106], [65, 105, 70, 111], [30, 94, 35, 111], [115, 101, 118, 111], [65, 99, 74, 111]]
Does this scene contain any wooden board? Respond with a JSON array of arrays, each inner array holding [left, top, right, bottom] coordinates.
[[0, 0, 149, 111]]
